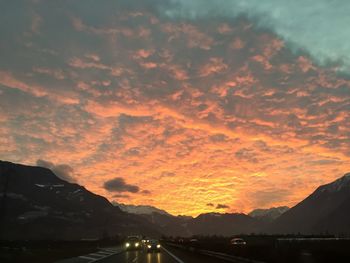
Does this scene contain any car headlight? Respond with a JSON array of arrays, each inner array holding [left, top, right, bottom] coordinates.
[[147, 245, 151, 248], [125, 243, 130, 247], [135, 242, 139, 247], [157, 244, 161, 248]]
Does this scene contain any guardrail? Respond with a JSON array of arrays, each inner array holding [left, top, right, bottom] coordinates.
[[166, 242, 265, 263]]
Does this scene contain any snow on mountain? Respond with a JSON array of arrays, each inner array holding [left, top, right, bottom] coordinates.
[[249, 206, 289, 221], [318, 172, 350, 193], [113, 202, 170, 216]]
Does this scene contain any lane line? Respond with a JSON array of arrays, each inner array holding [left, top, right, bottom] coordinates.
[[102, 248, 120, 253], [84, 248, 124, 263], [96, 251, 113, 255], [132, 256, 138, 262], [89, 253, 105, 258], [102, 249, 118, 252], [79, 256, 98, 260], [162, 247, 185, 263]]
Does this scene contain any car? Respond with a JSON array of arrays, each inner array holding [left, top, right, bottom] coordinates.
[[145, 239, 161, 253], [125, 236, 142, 250], [230, 238, 247, 246], [142, 238, 150, 245]]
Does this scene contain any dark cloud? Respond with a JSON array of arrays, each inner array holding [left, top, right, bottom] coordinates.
[[160, 171, 176, 178], [206, 203, 214, 207], [113, 193, 130, 199], [235, 148, 258, 163], [103, 177, 139, 193], [36, 159, 76, 183], [124, 147, 141, 156], [209, 134, 228, 142], [216, 204, 229, 209], [307, 159, 342, 166], [141, 190, 152, 195]]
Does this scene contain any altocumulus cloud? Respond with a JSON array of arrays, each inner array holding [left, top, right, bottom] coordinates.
[[163, 0, 350, 71], [36, 159, 76, 183], [103, 177, 139, 193]]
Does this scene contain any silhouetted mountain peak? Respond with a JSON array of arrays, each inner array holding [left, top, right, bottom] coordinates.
[[249, 206, 289, 221], [271, 172, 350, 235], [316, 172, 350, 194], [0, 160, 160, 240], [112, 202, 171, 216]]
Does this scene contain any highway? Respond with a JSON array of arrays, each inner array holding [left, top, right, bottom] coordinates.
[[58, 244, 238, 263], [97, 246, 235, 263]]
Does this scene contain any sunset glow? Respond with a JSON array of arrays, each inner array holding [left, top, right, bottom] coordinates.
[[1, 0, 349, 216]]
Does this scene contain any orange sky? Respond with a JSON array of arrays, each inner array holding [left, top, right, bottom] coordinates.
[[0, 1, 349, 216]]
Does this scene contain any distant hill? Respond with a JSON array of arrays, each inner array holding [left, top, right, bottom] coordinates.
[[112, 202, 265, 236], [113, 202, 170, 216], [0, 160, 160, 240], [187, 212, 263, 236], [249, 206, 289, 222], [270, 173, 350, 235], [135, 212, 263, 237]]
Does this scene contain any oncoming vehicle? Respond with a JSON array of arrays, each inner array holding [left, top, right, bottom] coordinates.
[[145, 239, 161, 253], [230, 238, 247, 246], [125, 236, 141, 250]]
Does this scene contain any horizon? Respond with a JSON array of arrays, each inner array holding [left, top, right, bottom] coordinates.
[[1, 159, 349, 218], [1, 0, 350, 217]]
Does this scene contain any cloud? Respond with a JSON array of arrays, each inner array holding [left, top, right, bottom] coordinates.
[[1, 0, 350, 217], [206, 203, 214, 207], [216, 204, 229, 209], [36, 159, 77, 183], [103, 177, 140, 193], [160, 171, 176, 178], [113, 193, 130, 199], [235, 148, 258, 163], [162, 0, 350, 72], [248, 189, 292, 208]]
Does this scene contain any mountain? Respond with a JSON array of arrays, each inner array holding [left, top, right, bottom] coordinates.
[[188, 213, 263, 236], [140, 212, 192, 237], [112, 203, 194, 236], [270, 173, 350, 235], [249, 206, 289, 222], [112, 201, 264, 236], [6, 160, 348, 238], [137, 212, 263, 237], [0, 160, 160, 240], [0, 160, 263, 240], [113, 202, 170, 216]]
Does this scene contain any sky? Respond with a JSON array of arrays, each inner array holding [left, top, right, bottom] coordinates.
[[0, 0, 349, 216]]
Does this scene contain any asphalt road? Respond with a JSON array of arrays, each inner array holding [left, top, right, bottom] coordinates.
[[96, 245, 235, 263]]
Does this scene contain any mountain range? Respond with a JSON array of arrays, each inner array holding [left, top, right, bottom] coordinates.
[[0, 161, 160, 240], [1, 160, 349, 240]]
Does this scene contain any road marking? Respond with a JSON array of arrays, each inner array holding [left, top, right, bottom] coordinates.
[[79, 255, 99, 260], [103, 248, 120, 253], [89, 253, 105, 258], [162, 247, 185, 263], [96, 251, 113, 255], [132, 256, 138, 262], [76, 248, 123, 263]]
